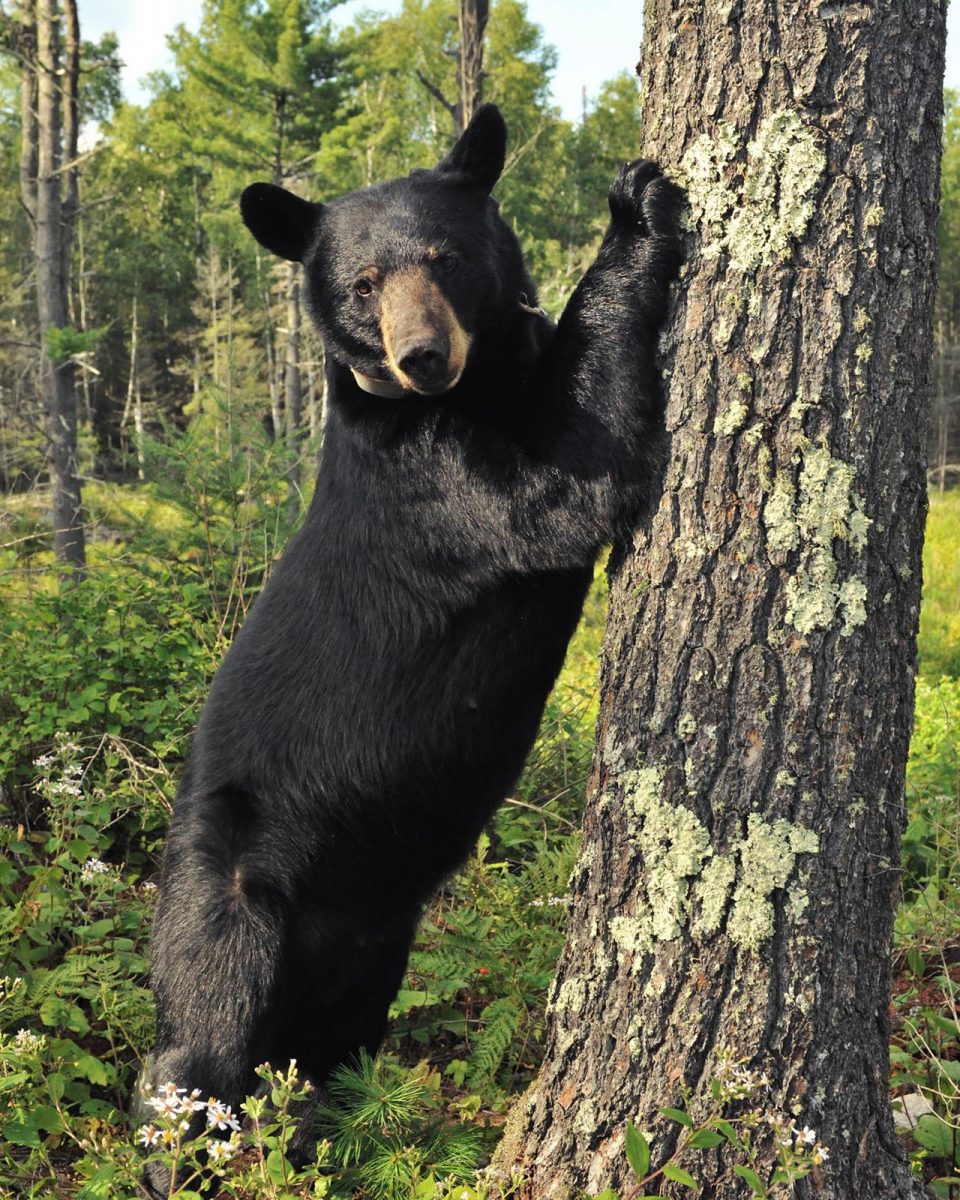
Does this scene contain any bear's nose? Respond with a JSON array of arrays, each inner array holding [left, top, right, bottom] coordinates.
[[396, 338, 450, 389]]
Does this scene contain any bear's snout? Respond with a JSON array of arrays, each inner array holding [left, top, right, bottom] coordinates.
[[380, 267, 471, 395], [396, 336, 451, 391]]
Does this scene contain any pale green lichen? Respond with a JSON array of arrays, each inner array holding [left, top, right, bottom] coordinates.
[[777, 445, 871, 635], [763, 474, 799, 557], [680, 122, 739, 241], [775, 770, 796, 789], [677, 712, 698, 740], [680, 111, 825, 274], [864, 204, 884, 229], [693, 854, 737, 937], [627, 768, 713, 947], [551, 976, 588, 1014], [726, 816, 819, 951], [716, 400, 749, 436], [611, 768, 820, 957], [736, 372, 753, 393], [838, 577, 868, 635]]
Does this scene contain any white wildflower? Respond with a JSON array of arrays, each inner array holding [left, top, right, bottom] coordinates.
[[205, 1100, 241, 1132], [12, 1028, 46, 1055], [80, 858, 111, 883], [206, 1133, 241, 1165], [48, 781, 82, 798], [138, 1124, 160, 1148], [0, 976, 24, 1004]]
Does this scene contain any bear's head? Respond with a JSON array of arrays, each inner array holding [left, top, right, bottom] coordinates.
[[241, 104, 532, 398]]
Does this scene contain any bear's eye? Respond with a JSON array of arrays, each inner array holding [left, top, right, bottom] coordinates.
[[439, 253, 458, 272], [354, 279, 374, 297]]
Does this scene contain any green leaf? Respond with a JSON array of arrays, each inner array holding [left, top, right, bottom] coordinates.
[[76, 1163, 116, 1199], [660, 1106, 693, 1127], [907, 946, 926, 977], [3, 1119, 41, 1147], [733, 1164, 767, 1195], [714, 1119, 738, 1144], [662, 1162, 697, 1188], [265, 1147, 289, 1185], [914, 1114, 960, 1164], [75, 1054, 112, 1085], [688, 1128, 725, 1148], [624, 1122, 651, 1180]]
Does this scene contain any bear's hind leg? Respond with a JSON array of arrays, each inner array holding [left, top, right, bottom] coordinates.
[[144, 798, 291, 1195]]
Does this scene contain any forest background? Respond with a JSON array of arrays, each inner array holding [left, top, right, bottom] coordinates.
[[0, 1, 959, 1197]]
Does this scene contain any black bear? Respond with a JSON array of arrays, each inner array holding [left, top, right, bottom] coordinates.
[[145, 103, 680, 1182]]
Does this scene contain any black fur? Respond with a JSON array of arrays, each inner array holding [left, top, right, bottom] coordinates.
[[145, 104, 681, 1187]]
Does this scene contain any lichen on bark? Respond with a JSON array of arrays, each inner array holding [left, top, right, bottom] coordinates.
[[680, 110, 826, 273], [610, 767, 820, 958]]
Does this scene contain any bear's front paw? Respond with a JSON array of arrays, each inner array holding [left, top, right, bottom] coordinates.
[[608, 159, 683, 238]]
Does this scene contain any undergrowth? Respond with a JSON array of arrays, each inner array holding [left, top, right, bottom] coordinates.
[[1, 431, 958, 1196]]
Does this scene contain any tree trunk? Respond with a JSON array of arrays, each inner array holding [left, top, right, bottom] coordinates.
[[455, 0, 489, 133], [284, 261, 302, 507], [35, 0, 85, 573], [493, 2, 945, 1197], [18, 0, 38, 224]]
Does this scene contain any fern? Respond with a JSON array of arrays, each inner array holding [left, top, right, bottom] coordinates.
[[466, 998, 520, 1090]]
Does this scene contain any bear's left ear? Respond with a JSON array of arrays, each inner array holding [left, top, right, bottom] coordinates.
[[437, 104, 507, 194], [240, 183, 322, 263]]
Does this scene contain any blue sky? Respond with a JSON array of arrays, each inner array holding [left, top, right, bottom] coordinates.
[[82, 0, 960, 123]]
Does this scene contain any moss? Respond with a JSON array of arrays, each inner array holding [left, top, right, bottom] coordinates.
[[726, 816, 819, 951], [680, 111, 825, 274]]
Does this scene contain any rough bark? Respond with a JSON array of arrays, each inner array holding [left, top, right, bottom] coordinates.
[[495, 2, 945, 1197], [455, 0, 489, 134], [35, 0, 85, 572], [17, 0, 38, 223], [416, 0, 489, 134], [284, 261, 303, 504]]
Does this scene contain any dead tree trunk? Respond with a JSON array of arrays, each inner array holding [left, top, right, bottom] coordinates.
[[284, 261, 302, 506], [455, 0, 488, 133], [493, 2, 945, 1197], [35, 0, 85, 573], [416, 0, 489, 135]]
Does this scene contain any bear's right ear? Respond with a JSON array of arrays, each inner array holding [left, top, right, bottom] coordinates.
[[437, 104, 507, 194], [240, 183, 321, 263]]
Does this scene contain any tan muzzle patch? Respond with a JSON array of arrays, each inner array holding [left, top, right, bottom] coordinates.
[[380, 268, 472, 395]]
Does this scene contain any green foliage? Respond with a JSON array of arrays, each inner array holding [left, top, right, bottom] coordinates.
[[587, 1058, 829, 1199], [919, 493, 960, 677], [44, 324, 109, 364], [317, 1052, 482, 1197]]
